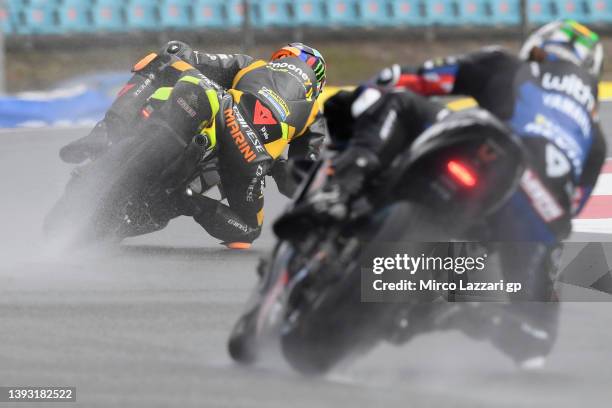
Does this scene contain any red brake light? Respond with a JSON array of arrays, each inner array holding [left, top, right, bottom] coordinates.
[[447, 160, 477, 188]]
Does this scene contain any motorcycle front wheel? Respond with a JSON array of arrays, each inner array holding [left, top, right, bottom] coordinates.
[[44, 133, 184, 246]]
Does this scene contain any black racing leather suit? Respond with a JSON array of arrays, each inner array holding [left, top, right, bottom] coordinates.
[[326, 48, 607, 364], [95, 41, 326, 168], [61, 41, 327, 245], [187, 55, 325, 244]]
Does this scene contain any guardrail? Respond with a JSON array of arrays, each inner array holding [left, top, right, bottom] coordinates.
[[0, 1, 609, 36]]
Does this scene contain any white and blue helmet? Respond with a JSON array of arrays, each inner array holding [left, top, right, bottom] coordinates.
[[519, 19, 604, 78]]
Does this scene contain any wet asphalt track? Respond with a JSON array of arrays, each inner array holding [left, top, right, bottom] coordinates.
[[1, 120, 612, 408]]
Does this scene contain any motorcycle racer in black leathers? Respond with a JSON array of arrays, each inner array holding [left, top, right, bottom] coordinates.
[[60, 41, 328, 248], [61, 41, 327, 175], [321, 20, 607, 368]]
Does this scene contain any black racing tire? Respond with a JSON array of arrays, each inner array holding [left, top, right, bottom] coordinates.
[[280, 201, 437, 376], [227, 245, 291, 365], [227, 308, 260, 365], [44, 133, 183, 247]]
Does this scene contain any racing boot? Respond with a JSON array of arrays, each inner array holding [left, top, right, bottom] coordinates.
[[387, 300, 558, 370], [484, 302, 559, 370], [59, 120, 111, 164], [189, 195, 261, 247], [436, 302, 559, 370]]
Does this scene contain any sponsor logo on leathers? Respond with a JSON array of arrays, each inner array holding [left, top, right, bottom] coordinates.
[[253, 100, 277, 126], [542, 92, 592, 137], [258, 87, 290, 120], [176, 97, 197, 118], [234, 107, 266, 154], [520, 168, 565, 222], [134, 75, 155, 97], [267, 61, 314, 96], [224, 106, 266, 163], [225, 108, 257, 163], [228, 218, 249, 233], [541, 73, 596, 112]]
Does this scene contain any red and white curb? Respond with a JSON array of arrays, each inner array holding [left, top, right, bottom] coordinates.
[[574, 158, 612, 233]]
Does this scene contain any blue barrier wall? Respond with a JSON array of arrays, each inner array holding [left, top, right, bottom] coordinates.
[[1, 0, 609, 35], [0, 72, 129, 127]]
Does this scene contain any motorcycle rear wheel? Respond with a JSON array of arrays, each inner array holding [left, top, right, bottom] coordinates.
[[280, 201, 439, 376]]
